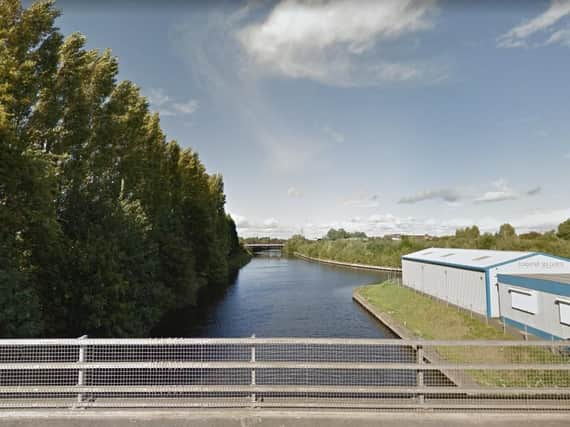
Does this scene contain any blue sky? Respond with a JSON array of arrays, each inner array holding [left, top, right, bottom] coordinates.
[[50, 0, 570, 238]]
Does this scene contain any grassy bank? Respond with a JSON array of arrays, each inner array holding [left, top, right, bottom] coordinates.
[[358, 282, 512, 340], [357, 282, 570, 387]]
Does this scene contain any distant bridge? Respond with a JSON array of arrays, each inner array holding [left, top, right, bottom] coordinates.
[[244, 243, 284, 252]]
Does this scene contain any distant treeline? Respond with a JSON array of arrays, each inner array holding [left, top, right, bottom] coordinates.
[[0, 1, 249, 338], [324, 228, 367, 240], [284, 222, 570, 268]]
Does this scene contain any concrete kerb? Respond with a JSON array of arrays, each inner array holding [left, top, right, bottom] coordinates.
[[352, 289, 480, 389], [294, 253, 402, 273], [1, 409, 569, 427]]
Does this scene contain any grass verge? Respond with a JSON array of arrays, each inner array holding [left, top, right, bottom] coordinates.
[[357, 282, 570, 387]]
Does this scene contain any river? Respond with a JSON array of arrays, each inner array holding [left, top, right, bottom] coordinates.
[[155, 251, 397, 338]]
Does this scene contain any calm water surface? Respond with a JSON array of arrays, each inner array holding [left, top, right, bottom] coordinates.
[[175, 253, 397, 338]]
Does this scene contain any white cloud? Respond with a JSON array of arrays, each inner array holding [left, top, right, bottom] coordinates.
[[398, 188, 462, 204], [511, 208, 570, 232], [232, 207, 570, 239], [474, 179, 541, 203], [143, 87, 199, 117], [233, 215, 301, 238], [145, 88, 171, 106], [498, 0, 570, 48], [287, 187, 303, 197], [474, 179, 518, 203], [343, 193, 381, 208], [545, 27, 570, 45], [237, 0, 444, 86], [263, 217, 279, 228], [399, 181, 541, 205], [322, 125, 345, 143], [309, 208, 570, 239], [170, 7, 334, 174], [172, 100, 199, 115]]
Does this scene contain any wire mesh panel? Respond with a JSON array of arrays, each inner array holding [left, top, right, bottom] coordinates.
[[0, 338, 569, 410]]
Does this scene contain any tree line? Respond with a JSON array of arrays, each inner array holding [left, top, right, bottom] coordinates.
[[284, 221, 570, 268], [0, 0, 249, 338], [325, 228, 367, 240]]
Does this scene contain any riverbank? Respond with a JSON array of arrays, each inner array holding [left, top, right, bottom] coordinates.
[[294, 252, 401, 273], [228, 249, 253, 275]]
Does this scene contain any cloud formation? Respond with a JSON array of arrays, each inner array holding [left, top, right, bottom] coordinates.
[[144, 87, 199, 117], [474, 179, 517, 203], [237, 0, 445, 86], [322, 125, 345, 143], [398, 188, 461, 204], [399, 180, 542, 205], [526, 186, 542, 196], [233, 207, 570, 239], [172, 100, 199, 115], [287, 187, 303, 197], [145, 88, 171, 106], [474, 179, 541, 203], [343, 193, 381, 208], [498, 0, 570, 48], [170, 5, 334, 174]]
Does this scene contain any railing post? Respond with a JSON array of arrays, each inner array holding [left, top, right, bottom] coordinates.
[[416, 344, 425, 405], [76, 335, 88, 406], [250, 334, 256, 405]]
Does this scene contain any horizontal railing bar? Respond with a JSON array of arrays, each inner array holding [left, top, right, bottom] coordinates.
[[256, 402, 570, 410], [1, 338, 569, 347], [1, 362, 569, 371], [1, 385, 570, 395]]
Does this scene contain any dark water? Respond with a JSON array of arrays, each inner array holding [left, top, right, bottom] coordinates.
[[158, 252, 397, 338]]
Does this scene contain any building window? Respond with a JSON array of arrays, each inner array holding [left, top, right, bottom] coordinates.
[[557, 300, 570, 326], [508, 288, 538, 315]]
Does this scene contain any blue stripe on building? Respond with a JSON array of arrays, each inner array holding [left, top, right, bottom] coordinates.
[[501, 316, 562, 341], [498, 274, 570, 298], [484, 270, 492, 318]]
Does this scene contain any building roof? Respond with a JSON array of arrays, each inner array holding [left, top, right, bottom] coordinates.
[[506, 274, 570, 285], [402, 248, 535, 270]]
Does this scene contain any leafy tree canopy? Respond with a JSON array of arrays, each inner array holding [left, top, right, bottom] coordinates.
[[0, 0, 248, 337]]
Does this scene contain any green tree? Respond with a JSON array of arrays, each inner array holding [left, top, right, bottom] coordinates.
[[456, 226, 480, 240], [558, 219, 570, 240], [0, 0, 249, 337], [498, 223, 516, 239]]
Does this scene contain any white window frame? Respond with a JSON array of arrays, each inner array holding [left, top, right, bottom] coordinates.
[[508, 288, 538, 315], [556, 299, 570, 327]]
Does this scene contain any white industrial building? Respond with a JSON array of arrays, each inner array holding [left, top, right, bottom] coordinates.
[[402, 248, 570, 339]]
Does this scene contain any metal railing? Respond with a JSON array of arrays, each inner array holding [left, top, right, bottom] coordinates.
[[1, 337, 569, 410]]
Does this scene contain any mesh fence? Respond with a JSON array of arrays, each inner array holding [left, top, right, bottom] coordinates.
[[0, 338, 569, 410]]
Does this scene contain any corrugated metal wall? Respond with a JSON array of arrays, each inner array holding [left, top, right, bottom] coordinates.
[[402, 260, 487, 316]]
